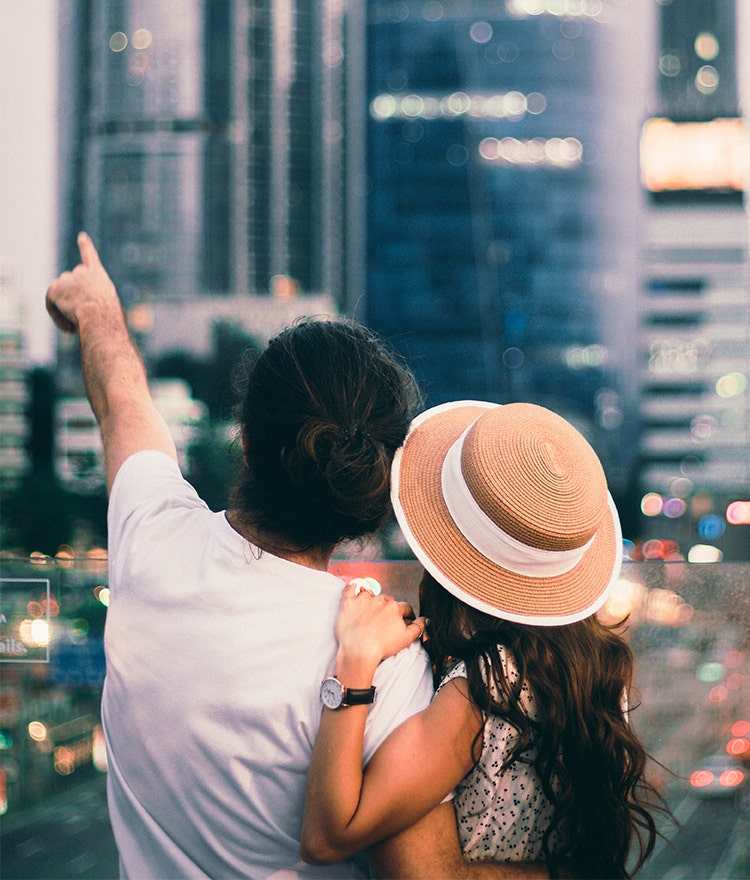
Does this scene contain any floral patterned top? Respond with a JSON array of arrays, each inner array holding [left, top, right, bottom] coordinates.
[[438, 650, 560, 862]]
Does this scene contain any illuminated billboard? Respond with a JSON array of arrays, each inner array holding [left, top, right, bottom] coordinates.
[[640, 117, 749, 193]]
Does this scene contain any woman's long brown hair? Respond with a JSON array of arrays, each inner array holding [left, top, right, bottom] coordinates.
[[419, 571, 668, 879]]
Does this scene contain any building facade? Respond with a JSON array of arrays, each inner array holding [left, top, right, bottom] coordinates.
[[361, 0, 649, 512], [638, 0, 750, 559], [55, 380, 207, 493], [57, 0, 352, 386], [0, 265, 31, 488]]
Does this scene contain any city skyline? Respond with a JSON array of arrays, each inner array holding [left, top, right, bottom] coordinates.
[[4, 1, 750, 367]]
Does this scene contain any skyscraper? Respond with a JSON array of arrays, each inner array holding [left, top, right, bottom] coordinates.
[[638, 0, 750, 557], [361, 0, 649, 507], [57, 0, 350, 374], [58, 0, 233, 305]]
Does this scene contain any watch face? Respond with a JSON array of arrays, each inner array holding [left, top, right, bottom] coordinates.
[[320, 677, 344, 709]]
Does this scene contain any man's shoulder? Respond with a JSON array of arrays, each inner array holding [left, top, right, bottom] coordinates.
[[376, 641, 434, 699], [111, 448, 182, 487], [108, 449, 208, 529]]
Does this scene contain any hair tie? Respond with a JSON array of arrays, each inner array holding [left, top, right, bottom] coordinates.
[[341, 422, 368, 444]]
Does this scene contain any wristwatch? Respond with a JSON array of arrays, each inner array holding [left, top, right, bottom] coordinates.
[[320, 676, 376, 710]]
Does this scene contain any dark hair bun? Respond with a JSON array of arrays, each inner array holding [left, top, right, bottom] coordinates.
[[230, 318, 421, 548], [288, 417, 392, 531]]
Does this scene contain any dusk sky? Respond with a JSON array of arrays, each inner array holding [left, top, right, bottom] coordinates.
[[0, 0, 58, 365]]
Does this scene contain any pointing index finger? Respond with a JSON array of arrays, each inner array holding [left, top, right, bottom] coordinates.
[[77, 231, 100, 267]]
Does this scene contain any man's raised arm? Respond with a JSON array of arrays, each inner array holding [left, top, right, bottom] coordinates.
[[46, 232, 177, 492]]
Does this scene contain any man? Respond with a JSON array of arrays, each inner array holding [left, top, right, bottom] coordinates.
[[46, 233, 547, 879]]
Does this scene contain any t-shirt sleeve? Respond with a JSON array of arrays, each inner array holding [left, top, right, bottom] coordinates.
[[361, 640, 434, 764], [107, 450, 209, 589], [109, 450, 205, 524]]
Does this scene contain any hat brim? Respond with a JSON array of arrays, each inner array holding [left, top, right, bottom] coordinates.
[[391, 401, 622, 626]]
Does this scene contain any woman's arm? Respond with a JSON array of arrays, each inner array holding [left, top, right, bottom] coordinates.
[[300, 582, 483, 864], [367, 802, 551, 880]]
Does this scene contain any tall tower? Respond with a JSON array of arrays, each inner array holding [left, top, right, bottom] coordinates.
[[57, 0, 351, 381], [362, 0, 650, 509], [233, 0, 350, 299], [58, 0, 233, 304], [638, 0, 750, 558]]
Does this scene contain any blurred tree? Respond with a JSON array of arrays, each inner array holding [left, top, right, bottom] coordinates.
[[151, 321, 261, 512], [187, 422, 242, 513], [0, 327, 261, 553], [27, 367, 55, 471], [1, 471, 107, 555], [154, 321, 261, 421]]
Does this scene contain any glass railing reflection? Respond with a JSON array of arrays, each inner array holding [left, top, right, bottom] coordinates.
[[0, 556, 748, 879]]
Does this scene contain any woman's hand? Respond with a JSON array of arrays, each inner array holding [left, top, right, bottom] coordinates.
[[334, 579, 426, 674]]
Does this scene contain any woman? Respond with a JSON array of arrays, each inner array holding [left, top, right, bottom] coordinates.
[[301, 401, 666, 879]]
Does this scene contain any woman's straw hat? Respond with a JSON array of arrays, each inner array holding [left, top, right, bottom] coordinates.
[[391, 401, 622, 625]]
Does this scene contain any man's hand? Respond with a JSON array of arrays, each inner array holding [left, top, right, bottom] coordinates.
[[46, 232, 121, 335], [46, 234, 177, 491]]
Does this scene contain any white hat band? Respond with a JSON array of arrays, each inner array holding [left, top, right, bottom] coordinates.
[[441, 427, 594, 578]]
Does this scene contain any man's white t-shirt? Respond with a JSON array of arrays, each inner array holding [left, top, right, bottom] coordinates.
[[102, 451, 434, 879]]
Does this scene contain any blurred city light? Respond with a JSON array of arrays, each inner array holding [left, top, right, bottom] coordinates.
[[727, 737, 750, 757], [602, 577, 644, 620], [687, 544, 723, 563], [662, 497, 687, 518], [726, 501, 750, 525], [694, 32, 719, 61], [724, 651, 745, 669], [19, 619, 50, 648], [716, 371, 747, 399], [698, 514, 725, 540], [27, 721, 48, 742], [641, 493, 663, 516], [698, 662, 725, 683]]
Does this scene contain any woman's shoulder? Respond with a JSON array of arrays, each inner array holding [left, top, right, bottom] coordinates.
[[437, 645, 518, 687], [437, 658, 468, 690]]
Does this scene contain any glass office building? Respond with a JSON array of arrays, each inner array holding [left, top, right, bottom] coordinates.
[[58, 0, 233, 304], [57, 0, 350, 307], [638, 0, 750, 558], [363, 0, 647, 503]]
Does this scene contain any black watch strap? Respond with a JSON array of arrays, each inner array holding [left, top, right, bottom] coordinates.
[[342, 686, 376, 706]]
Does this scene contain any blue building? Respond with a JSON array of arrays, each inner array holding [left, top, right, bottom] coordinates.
[[363, 0, 647, 505]]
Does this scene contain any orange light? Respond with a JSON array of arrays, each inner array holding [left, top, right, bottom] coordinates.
[[709, 685, 729, 703], [727, 738, 750, 757], [640, 117, 749, 192], [719, 769, 745, 788], [731, 720, 750, 737], [724, 651, 745, 669], [690, 770, 715, 788]]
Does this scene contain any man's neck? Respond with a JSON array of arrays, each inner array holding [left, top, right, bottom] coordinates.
[[225, 510, 334, 572]]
